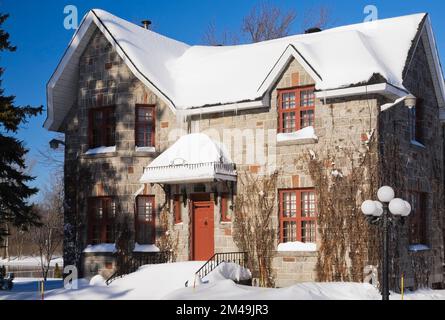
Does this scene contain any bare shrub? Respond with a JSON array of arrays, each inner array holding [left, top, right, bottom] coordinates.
[[233, 171, 277, 287]]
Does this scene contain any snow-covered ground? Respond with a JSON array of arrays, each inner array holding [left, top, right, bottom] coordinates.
[[0, 261, 444, 300], [0, 256, 63, 267]]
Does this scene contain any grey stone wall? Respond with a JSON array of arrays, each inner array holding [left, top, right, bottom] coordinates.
[[62, 26, 444, 287], [379, 36, 444, 288]]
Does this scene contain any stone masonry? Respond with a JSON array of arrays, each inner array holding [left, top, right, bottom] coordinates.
[[61, 26, 444, 288]]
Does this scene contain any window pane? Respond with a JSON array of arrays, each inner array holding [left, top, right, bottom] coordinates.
[[136, 196, 155, 244], [137, 107, 154, 122], [281, 92, 296, 109], [136, 223, 154, 244], [283, 192, 297, 217], [136, 125, 153, 147], [301, 192, 316, 217], [283, 221, 297, 242], [301, 221, 316, 242], [282, 112, 296, 133], [300, 90, 315, 107], [300, 110, 314, 128]]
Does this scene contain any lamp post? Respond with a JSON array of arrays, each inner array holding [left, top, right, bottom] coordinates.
[[361, 186, 411, 300]]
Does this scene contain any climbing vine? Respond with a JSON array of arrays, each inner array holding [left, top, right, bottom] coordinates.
[[305, 136, 380, 282], [233, 171, 278, 287]]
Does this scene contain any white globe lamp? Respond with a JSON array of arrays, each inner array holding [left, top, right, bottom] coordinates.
[[401, 201, 411, 217], [377, 186, 395, 203], [388, 198, 406, 216], [361, 200, 377, 216], [374, 206, 383, 217]]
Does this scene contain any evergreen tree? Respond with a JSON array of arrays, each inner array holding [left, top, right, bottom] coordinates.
[[0, 13, 43, 238]]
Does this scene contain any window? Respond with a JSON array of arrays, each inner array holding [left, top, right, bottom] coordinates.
[[88, 197, 116, 244], [221, 193, 231, 222], [279, 189, 317, 243], [135, 105, 155, 147], [89, 107, 116, 148], [135, 196, 156, 244], [173, 195, 182, 224], [278, 86, 315, 133], [408, 98, 424, 143], [408, 191, 427, 245]]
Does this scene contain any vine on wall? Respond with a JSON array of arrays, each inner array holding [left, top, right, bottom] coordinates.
[[233, 171, 278, 287], [305, 137, 380, 282], [157, 206, 179, 262]]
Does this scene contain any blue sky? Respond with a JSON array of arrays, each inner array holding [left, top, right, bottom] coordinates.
[[1, 0, 444, 202]]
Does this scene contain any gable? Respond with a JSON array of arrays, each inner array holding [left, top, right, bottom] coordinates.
[[403, 15, 445, 109]]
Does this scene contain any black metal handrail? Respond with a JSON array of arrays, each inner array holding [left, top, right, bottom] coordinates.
[[195, 252, 248, 280], [106, 251, 172, 285]]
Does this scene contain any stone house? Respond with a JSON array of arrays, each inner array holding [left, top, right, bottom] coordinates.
[[45, 9, 445, 288]]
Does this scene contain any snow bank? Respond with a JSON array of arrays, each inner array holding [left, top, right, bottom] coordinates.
[[165, 281, 382, 300], [277, 242, 317, 252], [0, 256, 63, 267], [2, 263, 445, 300], [83, 243, 116, 253], [89, 275, 106, 286], [203, 262, 252, 283], [276, 126, 318, 143]]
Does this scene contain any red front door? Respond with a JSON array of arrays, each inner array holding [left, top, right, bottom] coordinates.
[[192, 201, 214, 261]]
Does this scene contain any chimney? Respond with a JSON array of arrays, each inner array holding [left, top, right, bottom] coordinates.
[[304, 27, 322, 34], [141, 20, 152, 29]]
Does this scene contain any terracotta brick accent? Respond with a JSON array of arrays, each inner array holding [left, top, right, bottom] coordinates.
[[105, 62, 112, 69], [128, 166, 134, 174], [292, 175, 300, 188], [361, 133, 368, 142], [161, 121, 169, 128], [291, 72, 300, 86], [224, 228, 232, 236], [249, 165, 260, 173], [283, 257, 296, 262]]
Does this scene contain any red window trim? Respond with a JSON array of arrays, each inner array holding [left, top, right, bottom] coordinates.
[[87, 196, 116, 245], [278, 188, 317, 243], [135, 195, 156, 244], [135, 104, 156, 147], [221, 193, 231, 222], [173, 195, 182, 224], [277, 85, 315, 133], [88, 106, 116, 149]]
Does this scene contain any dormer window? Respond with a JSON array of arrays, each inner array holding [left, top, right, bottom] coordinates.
[[278, 86, 315, 133]]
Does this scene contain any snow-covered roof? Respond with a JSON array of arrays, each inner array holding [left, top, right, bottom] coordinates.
[[140, 133, 236, 184], [45, 9, 445, 131]]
